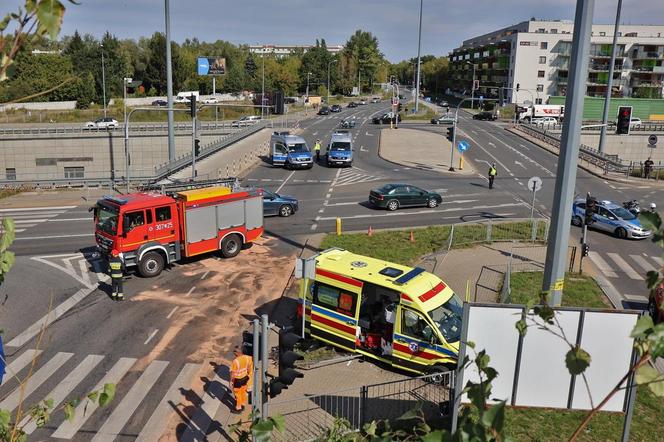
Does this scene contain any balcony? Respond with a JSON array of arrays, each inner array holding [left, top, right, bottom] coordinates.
[[588, 63, 623, 72], [632, 81, 664, 88], [631, 51, 664, 60]]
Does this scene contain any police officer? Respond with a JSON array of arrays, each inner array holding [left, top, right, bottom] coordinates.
[[109, 249, 124, 301], [314, 139, 321, 162], [488, 163, 497, 189]]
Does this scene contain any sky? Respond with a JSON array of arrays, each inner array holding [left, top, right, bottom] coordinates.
[[5, 0, 664, 62]]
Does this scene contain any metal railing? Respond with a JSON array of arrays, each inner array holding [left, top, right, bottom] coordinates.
[[0, 121, 246, 136], [526, 121, 664, 132], [266, 372, 454, 441]]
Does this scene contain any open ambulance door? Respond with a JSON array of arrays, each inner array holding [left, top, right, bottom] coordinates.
[[392, 305, 441, 374]]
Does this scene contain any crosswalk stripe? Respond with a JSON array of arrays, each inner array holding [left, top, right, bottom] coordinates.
[[588, 252, 618, 278], [0, 211, 65, 219], [180, 372, 228, 441], [136, 363, 202, 442], [21, 354, 105, 435], [51, 357, 137, 439], [607, 253, 643, 280], [630, 255, 657, 273], [1, 349, 43, 386], [653, 256, 664, 267], [0, 205, 75, 212], [92, 360, 170, 441], [0, 352, 73, 412]]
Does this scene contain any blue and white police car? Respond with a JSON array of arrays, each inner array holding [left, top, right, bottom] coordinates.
[[270, 131, 314, 169], [571, 198, 652, 239]]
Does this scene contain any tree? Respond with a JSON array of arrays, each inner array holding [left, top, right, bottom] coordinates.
[[340, 30, 385, 94], [143, 32, 185, 94]]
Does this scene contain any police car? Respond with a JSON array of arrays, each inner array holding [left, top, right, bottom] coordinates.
[[571, 198, 652, 239]]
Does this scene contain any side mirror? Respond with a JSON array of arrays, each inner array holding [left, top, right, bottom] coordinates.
[[122, 217, 131, 235]]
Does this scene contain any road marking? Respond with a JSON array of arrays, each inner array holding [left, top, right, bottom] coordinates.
[[137, 363, 202, 442], [31, 253, 101, 289], [14, 233, 94, 241], [0, 352, 73, 412], [14, 219, 47, 224], [630, 255, 656, 273], [0, 205, 75, 213], [514, 160, 527, 169], [92, 360, 170, 441], [185, 286, 196, 297], [180, 371, 229, 442], [1, 349, 43, 386], [318, 208, 325, 213], [7, 285, 99, 348], [311, 223, 318, 230], [52, 357, 137, 439], [144, 329, 159, 345], [166, 306, 179, 319], [275, 171, 295, 193], [607, 253, 643, 280], [652, 256, 664, 267], [588, 252, 618, 278], [519, 144, 530, 151], [200, 270, 210, 280], [325, 201, 360, 207], [20, 354, 104, 434]]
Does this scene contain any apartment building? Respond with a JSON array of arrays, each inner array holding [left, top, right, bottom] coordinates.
[[249, 44, 343, 58], [449, 19, 664, 104]]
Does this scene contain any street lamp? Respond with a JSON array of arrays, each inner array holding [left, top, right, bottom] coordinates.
[[123, 77, 132, 191], [100, 43, 107, 118], [414, 0, 423, 113], [261, 44, 266, 119], [327, 59, 337, 104], [305, 72, 312, 100], [466, 61, 477, 109]]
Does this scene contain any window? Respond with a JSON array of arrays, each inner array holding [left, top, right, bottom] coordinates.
[[551, 29, 558, 34], [64, 166, 84, 179], [314, 282, 357, 316], [537, 84, 544, 92], [537, 28, 545, 33], [535, 98, 543, 105], [540, 42, 548, 50], [600, 32, 606, 37], [125, 210, 145, 230], [597, 207, 612, 219], [401, 309, 435, 342], [274, 141, 287, 155], [538, 70, 545, 78], [156, 206, 172, 222], [5, 168, 15, 181], [539, 56, 547, 64], [146, 209, 153, 224]]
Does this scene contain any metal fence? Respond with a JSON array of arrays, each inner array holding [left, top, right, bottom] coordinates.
[[266, 372, 454, 441], [0, 121, 246, 136]]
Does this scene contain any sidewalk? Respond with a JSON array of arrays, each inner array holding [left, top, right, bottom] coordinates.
[[0, 187, 109, 209]]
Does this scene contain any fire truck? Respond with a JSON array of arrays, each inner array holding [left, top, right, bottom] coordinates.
[[93, 179, 264, 277]]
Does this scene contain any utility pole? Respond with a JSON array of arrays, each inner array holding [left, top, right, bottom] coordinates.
[[165, 0, 175, 162], [598, 0, 623, 155], [414, 0, 423, 113], [261, 45, 265, 120], [542, 0, 595, 306], [327, 59, 336, 104], [101, 45, 107, 118], [469, 62, 477, 110], [123, 77, 131, 190], [305, 72, 311, 100]]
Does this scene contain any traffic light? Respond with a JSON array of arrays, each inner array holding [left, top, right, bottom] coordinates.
[[194, 139, 201, 157], [447, 127, 455, 142], [516, 83, 520, 92], [616, 106, 632, 135], [585, 194, 597, 225], [398, 102, 402, 111], [581, 243, 590, 257], [189, 95, 197, 118], [274, 90, 284, 115], [268, 330, 303, 398]]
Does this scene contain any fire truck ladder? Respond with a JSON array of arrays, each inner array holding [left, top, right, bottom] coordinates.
[[138, 177, 240, 196]]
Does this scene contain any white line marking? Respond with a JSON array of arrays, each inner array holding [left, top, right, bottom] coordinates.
[[14, 229, 25, 233], [588, 252, 618, 278], [0, 205, 75, 213], [200, 270, 210, 280], [144, 329, 159, 345], [310, 223, 318, 231], [275, 170, 295, 193], [13, 219, 47, 224], [179, 371, 228, 441], [14, 233, 94, 241], [1, 349, 43, 386], [167, 306, 179, 319], [78, 259, 92, 288], [607, 253, 643, 280], [185, 287, 196, 297], [630, 255, 656, 273], [651, 256, 663, 267]]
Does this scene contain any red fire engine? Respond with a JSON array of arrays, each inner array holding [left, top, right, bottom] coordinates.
[[93, 179, 263, 277]]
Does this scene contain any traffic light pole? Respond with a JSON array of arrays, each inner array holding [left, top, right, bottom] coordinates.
[[191, 114, 197, 180], [261, 314, 269, 418], [252, 319, 261, 416], [541, 0, 595, 306], [579, 224, 588, 274], [449, 97, 473, 172]]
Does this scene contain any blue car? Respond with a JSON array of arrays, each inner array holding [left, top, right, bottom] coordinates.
[[262, 189, 299, 217], [571, 198, 652, 239]]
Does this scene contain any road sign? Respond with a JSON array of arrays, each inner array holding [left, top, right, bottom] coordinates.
[[648, 134, 658, 146], [457, 140, 470, 153], [528, 176, 543, 192], [479, 95, 484, 102]]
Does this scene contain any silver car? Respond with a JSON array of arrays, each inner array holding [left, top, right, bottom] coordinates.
[[571, 198, 652, 239]]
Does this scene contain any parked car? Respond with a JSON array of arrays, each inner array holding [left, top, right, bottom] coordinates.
[[358, 98, 367, 105], [371, 97, 381, 103], [318, 106, 330, 116], [372, 113, 402, 124], [431, 115, 456, 125], [262, 189, 299, 217], [347, 102, 358, 108], [84, 117, 118, 129], [630, 117, 643, 128], [203, 97, 220, 104], [231, 115, 261, 127], [533, 116, 558, 127], [151, 99, 167, 107], [369, 184, 442, 211], [437, 100, 449, 107], [473, 111, 497, 121], [330, 104, 342, 113], [571, 198, 652, 239]]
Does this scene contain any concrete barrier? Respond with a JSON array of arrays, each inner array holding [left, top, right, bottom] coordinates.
[[0, 101, 77, 111]]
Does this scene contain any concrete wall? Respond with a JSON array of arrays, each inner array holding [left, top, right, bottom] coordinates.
[[579, 133, 663, 164], [0, 101, 77, 112]]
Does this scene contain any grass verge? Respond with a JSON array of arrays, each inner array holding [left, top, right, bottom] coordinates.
[[509, 271, 610, 308]]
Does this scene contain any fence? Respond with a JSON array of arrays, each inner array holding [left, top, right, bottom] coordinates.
[[0, 121, 245, 136], [266, 372, 453, 441]]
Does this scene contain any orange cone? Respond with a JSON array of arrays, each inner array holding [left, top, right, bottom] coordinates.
[[409, 231, 415, 242], [368, 226, 373, 236]]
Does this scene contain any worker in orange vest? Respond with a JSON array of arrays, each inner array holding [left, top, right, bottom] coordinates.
[[230, 345, 253, 414]]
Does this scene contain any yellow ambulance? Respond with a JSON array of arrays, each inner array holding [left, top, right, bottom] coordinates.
[[299, 248, 461, 374]]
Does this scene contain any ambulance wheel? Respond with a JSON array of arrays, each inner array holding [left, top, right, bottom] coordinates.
[[427, 365, 451, 384], [139, 251, 164, 278], [221, 234, 242, 258]]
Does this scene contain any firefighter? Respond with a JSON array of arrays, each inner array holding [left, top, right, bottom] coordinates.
[[109, 249, 124, 301], [230, 345, 253, 414], [488, 163, 497, 189], [314, 139, 321, 162]]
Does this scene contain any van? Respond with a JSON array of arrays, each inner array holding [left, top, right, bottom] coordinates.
[[325, 131, 353, 167], [270, 131, 313, 169], [175, 91, 200, 103], [299, 248, 461, 374]]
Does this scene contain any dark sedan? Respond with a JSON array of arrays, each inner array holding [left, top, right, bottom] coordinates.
[[473, 111, 497, 121], [330, 104, 342, 113], [152, 99, 167, 106], [369, 184, 442, 211], [318, 106, 330, 115], [347, 102, 358, 108], [262, 189, 299, 217], [372, 113, 402, 124]]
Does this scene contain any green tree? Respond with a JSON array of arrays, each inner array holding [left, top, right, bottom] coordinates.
[[340, 30, 385, 94], [143, 32, 185, 94]]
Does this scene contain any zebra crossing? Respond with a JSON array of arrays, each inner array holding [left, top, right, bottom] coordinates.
[[588, 251, 662, 284], [1, 347, 218, 440], [0, 205, 79, 233], [334, 167, 387, 187]]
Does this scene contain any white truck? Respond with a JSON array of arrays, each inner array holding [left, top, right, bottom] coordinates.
[[518, 104, 565, 122], [175, 91, 200, 103]]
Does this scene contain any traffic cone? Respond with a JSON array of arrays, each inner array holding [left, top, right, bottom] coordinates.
[[368, 226, 373, 237], [409, 231, 415, 242]]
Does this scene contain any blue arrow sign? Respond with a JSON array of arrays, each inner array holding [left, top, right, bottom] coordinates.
[[457, 140, 470, 153]]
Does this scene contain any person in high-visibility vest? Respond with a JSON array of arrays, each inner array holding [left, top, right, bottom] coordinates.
[[230, 345, 253, 413], [314, 139, 321, 162], [488, 163, 497, 190], [109, 249, 124, 301]]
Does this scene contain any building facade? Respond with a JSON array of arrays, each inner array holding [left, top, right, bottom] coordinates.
[[449, 19, 664, 104], [249, 44, 343, 58]]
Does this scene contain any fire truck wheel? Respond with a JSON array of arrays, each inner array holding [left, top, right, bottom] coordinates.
[[139, 251, 164, 278], [221, 234, 242, 258]]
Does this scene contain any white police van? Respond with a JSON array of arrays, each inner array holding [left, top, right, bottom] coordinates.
[[270, 131, 313, 169], [325, 130, 353, 167]]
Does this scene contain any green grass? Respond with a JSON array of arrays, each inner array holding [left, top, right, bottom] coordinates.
[[509, 271, 610, 308]]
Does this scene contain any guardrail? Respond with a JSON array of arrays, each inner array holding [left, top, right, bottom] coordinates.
[[0, 121, 252, 136], [524, 121, 664, 132]]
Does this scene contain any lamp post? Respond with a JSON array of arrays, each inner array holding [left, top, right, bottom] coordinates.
[[467, 61, 477, 109], [100, 44, 107, 118], [414, 0, 423, 113], [123, 77, 131, 190], [261, 44, 266, 119], [165, 0, 175, 161], [305, 72, 312, 100], [327, 59, 337, 104], [598, 0, 623, 154]]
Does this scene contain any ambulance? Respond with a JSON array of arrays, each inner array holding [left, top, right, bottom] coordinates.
[[298, 248, 461, 374]]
